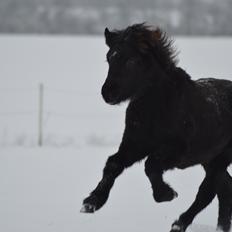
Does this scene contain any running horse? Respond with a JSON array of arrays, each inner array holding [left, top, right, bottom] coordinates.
[[81, 24, 232, 232]]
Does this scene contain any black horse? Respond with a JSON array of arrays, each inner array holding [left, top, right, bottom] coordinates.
[[81, 24, 232, 232]]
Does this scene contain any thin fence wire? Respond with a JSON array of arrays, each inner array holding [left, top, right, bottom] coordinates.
[[0, 85, 93, 118], [45, 86, 97, 95]]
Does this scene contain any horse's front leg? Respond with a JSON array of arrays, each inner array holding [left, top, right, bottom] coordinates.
[[144, 139, 187, 203], [145, 155, 178, 203], [81, 140, 148, 213]]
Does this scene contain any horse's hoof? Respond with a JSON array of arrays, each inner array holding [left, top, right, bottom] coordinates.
[[170, 225, 182, 232], [153, 186, 178, 203], [170, 221, 185, 232], [80, 203, 96, 213], [81, 193, 109, 212]]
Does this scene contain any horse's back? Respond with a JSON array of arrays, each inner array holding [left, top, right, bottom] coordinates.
[[195, 78, 232, 114]]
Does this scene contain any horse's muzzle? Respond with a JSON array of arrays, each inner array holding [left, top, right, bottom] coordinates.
[[101, 82, 120, 105]]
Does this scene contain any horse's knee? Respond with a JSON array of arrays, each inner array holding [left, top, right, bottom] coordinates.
[[145, 156, 178, 203], [144, 156, 164, 177], [144, 157, 164, 183], [103, 154, 124, 177], [214, 171, 232, 193], [216, 172, 232, 205]]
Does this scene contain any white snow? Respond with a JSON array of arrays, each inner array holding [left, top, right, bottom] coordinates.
[[0, 147, 222, 232], [0, 36, 232, 231]]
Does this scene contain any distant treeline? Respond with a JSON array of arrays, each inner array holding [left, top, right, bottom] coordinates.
[[1, 0, 232, 36]]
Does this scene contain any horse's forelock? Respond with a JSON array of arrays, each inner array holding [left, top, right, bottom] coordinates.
[[120, 24, 162, 51], [107, 24, 178, 68]]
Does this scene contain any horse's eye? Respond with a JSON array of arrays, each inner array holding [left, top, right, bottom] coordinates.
[[108, 51, 120, 62], [112, 51, 118, 57]]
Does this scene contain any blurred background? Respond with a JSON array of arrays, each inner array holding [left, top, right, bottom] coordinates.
[[1, 0, 232, 36]]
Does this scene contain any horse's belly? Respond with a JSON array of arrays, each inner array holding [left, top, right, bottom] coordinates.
[[176, 136, 230, 169], [176, 151, 218, 169]]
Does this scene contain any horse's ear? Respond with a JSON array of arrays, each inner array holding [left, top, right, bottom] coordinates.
[[104, 27, 117, 47]]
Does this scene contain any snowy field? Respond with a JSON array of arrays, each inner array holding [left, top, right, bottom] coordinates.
[[0, 36, 232, 231]]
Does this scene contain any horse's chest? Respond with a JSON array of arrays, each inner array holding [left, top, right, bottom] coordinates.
[[127, 114, 150, 133], [126, 108, 153, 141]]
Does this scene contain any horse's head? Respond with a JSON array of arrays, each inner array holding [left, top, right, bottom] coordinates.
[[101, 23, 178, 105]]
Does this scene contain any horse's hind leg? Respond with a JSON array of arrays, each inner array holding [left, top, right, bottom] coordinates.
[[145, 156, 178, 203], [216, 171, 232, 232], [213, 147, 232, 232], [170, 165, 217, 232]]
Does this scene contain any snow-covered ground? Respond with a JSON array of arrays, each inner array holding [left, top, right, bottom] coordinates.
[[0, 36, 232, 231], [0, 147, 229, 232], [0, 147, 227, 232]]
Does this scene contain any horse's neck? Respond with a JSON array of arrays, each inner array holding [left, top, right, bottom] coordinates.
[[130, 67, 193, 112]]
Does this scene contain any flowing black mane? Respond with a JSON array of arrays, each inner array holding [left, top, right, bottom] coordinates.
[[109, 23, 178, 70]]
